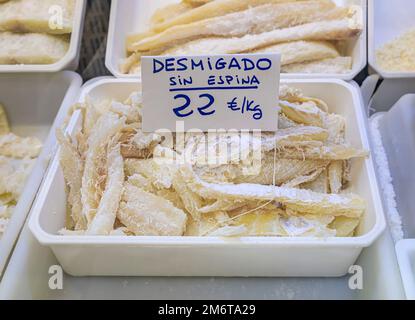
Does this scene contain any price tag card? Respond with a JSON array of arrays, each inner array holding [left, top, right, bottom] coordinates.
[[142, 54, 280, 132]]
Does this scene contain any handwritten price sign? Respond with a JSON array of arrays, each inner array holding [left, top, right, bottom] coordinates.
[[142, 54, 280, 132]]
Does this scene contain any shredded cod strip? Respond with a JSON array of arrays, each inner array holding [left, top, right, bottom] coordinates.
[[180, 166, 365, 218], [81, 113, 125, 226], [130, 1, 343, 52], [87, 143, 124, 235]]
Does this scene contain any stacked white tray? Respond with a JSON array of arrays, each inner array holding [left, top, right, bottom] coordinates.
[[0, 0, 86, 73], [106, 0, 367, 80], [0, 72, 82, 277]]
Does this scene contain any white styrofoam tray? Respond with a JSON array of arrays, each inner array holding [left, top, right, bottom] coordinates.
[[0, 71, 82, 278], [396, 240, 415, 300], [0, 0, 86, 73], [29, 78, 385, 277], [368, 0, 415, 78], [106, 0, 367, 81]]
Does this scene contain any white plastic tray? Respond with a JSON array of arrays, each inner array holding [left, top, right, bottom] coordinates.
[[0, 71, 82, 278], [0, 204, 404, 299], [368, 0, 415, 78], [396, 240, 415, 300], [0, 78, 404, 299], [0, 0, 86, 73], [106, 0, 367, 81], [28, 78, 385, 277]]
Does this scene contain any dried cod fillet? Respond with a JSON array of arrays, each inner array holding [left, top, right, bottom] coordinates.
[[124, 40, 340, 73], [280, 85, 329, 112], [0, 104, 9, 135], [110, 101, 141, 124], [278, 114, 298, 129], [301, 168, 329, 193], [329, 216, 360, 237], [0, 156, 35, 198], [56, 130, 86, 230], [282, 56, 353, 74], [324, 113, 346, 144], [156, 188, 186, 211], [120, 131, 162, 159], [173, 166, 204, 219], [185, 211, 230, 236], [182, 0, 213, 5], [282, 167, 326, 188], [149, 0, 304, 34], [81, 113, 125, 225], [130, 1, 343, 52], [0, 32, 69, 64], [196, 155, 329, 187], [117, 183, 187, 236], [252, 40, 340, 66], [125, 158, 176, 190], [87, 143, 124, 235], [279, 100, 324, 127], [180, 166, 366, 217], [262, 126, 329, 151], [230, 210, 287, 236], [129, 173, 157, 195], [275, 142, 368, 161], [0, 0, 75, 34], [157, 9, 362, 56], [151, 1, 196, 26], [327, 161, 343, 193], [0, 133, 42, 158], [279, 213, 335, 237]]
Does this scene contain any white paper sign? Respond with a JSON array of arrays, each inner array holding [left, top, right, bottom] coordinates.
[[142, 54, 280, 132]]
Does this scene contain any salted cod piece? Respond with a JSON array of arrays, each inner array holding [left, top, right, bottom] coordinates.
[[0, 133, 42, 158], [280, 85, 329, 112], [81, 113, 125, 226], [301, 168, 329, 193], [274, 142, 368, 160], [178, 166, 366, 218], [325, 113, 346, 194], [0, 103, 10, 135], [126, 0, 212, 46], [279, 100, 325, 126], [0, 32, 69, 64], [329, 216, 360, 237], [0, 156, 35, 199], [0, 0, 75, 34], [195, 155, 329, 186], [252, 40, 340, 66], [87, 143, 124, 235], [117, 183, 187, 236], [153, 7, 362, 56], [57, 130, 86, 230], [129, 1, 343, 52], [124, 40, 341, 74], [282, 56, 353, 73], [182, 0, 213, 5], [151, 1, 197, 26], [148, 0, 304, 34]]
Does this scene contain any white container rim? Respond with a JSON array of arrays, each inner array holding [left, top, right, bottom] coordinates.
[[105, 0, 367, 81], [368, 0, 415, 79], [0, 0, 86, 73], [29, 77, 386, 249]]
